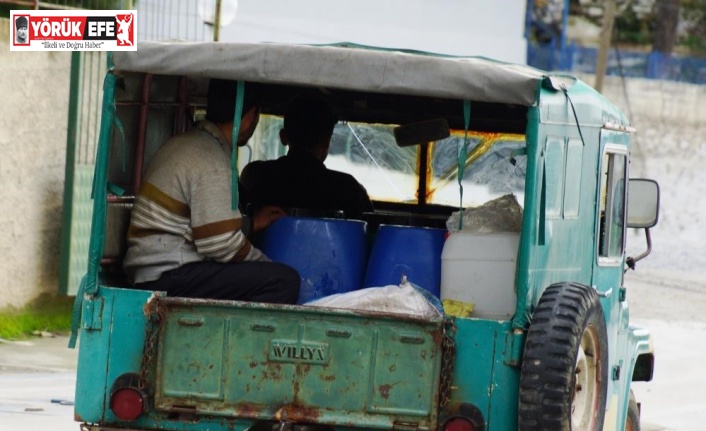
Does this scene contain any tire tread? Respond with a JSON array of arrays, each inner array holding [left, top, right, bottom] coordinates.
[[518, 282, 609, 431]]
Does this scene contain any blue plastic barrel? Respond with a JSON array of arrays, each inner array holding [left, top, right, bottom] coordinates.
[[260, 217, 367, 304], [363, 225, 446, 297]]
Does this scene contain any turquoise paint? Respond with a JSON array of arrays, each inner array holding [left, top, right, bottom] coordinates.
[[69, 65, 117, 347], [86, 72, 115, 294], [514, 104, 541, 330], [74, 293, 112, 423], [81, 296, 103, 330], [593, 131, 631, 431], [84, 296, 444, 430], [515, 79, 632, 329], [445, 318, 520, 430], [605, 297, 652, 430], [150, 300, 443, 428], [74, 287, 154, 423], [509, 78, 642, 430]]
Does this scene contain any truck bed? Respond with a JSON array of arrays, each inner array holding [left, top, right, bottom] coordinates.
[[150, 297, 446, 430]]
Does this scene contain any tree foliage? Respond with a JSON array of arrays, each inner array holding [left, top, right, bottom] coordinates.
[[570, 0, 706, 55], [614, 4, 653, 45], [680, 0, 706, 53], [652, 0, 681, 53]]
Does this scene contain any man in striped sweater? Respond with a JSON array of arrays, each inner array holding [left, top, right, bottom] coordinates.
[[123, 79, 300, 304]]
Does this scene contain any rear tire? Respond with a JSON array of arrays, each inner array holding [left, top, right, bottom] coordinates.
[[518, 282, 609, 431], [626, 390, 641, 431]]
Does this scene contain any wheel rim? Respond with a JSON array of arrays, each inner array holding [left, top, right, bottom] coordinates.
[[572, 325, 601, 429]]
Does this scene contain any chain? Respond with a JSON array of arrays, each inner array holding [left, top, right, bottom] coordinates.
[[139, 296, 164, 390], [438, 318, 456, 408]]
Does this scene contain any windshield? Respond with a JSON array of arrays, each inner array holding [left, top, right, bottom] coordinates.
[[246, 115, 527, 209]]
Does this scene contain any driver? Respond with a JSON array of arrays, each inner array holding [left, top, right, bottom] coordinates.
[[241, 95, 373, 219]]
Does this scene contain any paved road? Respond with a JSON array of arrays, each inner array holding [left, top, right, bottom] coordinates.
[[0, 371, 77, 431], [626, 269, 706, 431], [1, 270, 705, 431], [0, 336, 78, 431]]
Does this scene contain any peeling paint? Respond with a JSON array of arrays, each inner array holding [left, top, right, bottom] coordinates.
[[143, 292, 161, 317], [149, 295, 444, 427], [379, 384, 392, 400], [275, 404, 323, 422]]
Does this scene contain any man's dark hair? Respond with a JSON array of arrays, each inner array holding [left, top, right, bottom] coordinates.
[[206, 79, 263, 123], [283, 95, 339, 149]]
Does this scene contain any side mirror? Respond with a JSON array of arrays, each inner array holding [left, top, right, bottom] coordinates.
[[627, 178, 660, 229], [393, 118, 450, 147]]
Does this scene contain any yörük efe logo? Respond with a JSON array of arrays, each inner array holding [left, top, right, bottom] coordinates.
[[10, 10, 137, 51]]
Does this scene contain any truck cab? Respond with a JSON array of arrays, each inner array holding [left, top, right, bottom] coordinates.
[[72, 41, 659, 431]]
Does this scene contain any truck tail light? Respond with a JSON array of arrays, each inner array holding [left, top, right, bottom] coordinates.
[[443, 417, 476, 431], [110, 387, 144, 421], [109, 373, 147, 422]]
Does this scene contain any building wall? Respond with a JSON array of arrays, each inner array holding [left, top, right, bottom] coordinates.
[[0, 18, 71, 308]]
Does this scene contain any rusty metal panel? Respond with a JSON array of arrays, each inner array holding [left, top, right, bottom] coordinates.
[[153, 298, 444, 429]]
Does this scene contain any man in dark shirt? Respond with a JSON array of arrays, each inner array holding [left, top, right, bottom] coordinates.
[[241, 95, 373, 219]]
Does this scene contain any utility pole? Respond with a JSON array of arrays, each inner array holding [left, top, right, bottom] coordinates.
[[213, 0, 223, 42], [594, 0, 617, 93]]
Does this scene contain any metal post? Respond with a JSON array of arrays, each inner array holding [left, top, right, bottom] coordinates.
[[58, 52, 83, 295], [213, 0, 222, 42], [559, 0, 569, 70]]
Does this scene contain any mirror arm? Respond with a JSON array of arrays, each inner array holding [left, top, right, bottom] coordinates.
[[625, 228, 652, 272]]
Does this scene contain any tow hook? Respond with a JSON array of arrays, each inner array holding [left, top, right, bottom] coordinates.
[[273, 409, 292, 431]]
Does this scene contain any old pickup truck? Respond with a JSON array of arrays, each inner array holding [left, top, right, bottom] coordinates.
[[70, 41, 659, 431]]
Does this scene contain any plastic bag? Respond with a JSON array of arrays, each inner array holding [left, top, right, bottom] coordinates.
[[305, 280, 443, 318], [446, 194, 523, 233], [442, 299, 474, 317]]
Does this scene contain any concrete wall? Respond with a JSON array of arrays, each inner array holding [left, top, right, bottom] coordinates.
[[579, 74, 706, 168], [0, 18, 71, 308]]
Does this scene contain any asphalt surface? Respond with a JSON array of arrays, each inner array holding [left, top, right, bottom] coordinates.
[[625, 269, 706, 431], [0, 336, 79, 431]]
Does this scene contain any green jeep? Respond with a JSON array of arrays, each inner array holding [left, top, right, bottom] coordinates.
[[71, 41, 660, 431]]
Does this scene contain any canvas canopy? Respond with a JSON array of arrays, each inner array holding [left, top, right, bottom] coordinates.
[[112, 41, 547, 106]]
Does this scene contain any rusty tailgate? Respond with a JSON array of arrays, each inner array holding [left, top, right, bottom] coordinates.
[[150, 297, 445, 430]]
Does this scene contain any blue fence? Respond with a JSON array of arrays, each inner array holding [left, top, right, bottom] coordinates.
[[528, 42, 706, 85]]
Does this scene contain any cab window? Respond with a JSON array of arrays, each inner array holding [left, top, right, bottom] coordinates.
[[598, 151, 627, 259], [246, 115, 526, 208]]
